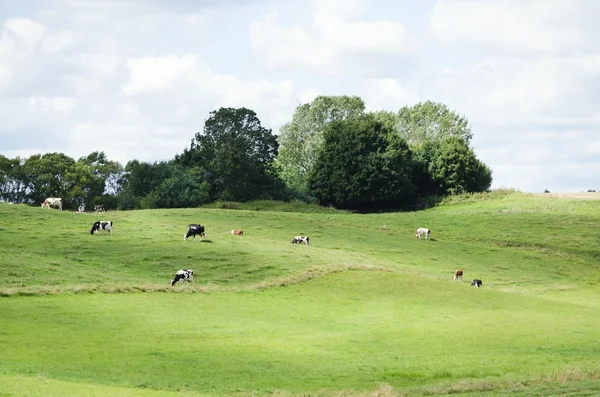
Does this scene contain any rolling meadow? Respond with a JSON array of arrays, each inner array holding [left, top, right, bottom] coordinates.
[[1, 191, 599, 396]]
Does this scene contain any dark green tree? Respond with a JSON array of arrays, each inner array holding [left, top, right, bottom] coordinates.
[[177, 107, 282, 202], [428, 136, 492, 195], [0, 155, 26, 203], [116, 160, 173, 209], [308, 114, 415, 211], [141, 166, 210, 209]]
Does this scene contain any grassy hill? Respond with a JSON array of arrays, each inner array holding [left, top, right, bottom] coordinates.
[[1, 191, 599, 396]]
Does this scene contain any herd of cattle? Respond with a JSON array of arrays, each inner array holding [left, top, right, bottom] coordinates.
[[40, 197, 483, 288]]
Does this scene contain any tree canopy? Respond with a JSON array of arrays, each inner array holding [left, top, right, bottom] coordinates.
[[308, 114, 414, 211], [1, 98, 494, 212], [176, 107, 283, 202], [276, 95, 366, 193], [397, 100, 473, 146]]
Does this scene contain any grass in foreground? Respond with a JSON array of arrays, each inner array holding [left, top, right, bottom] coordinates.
[[1, 271, 599, 395], [1, 192, 599, 395]]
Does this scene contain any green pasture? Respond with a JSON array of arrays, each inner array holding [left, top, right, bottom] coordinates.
[[0, 192, 599, 396]]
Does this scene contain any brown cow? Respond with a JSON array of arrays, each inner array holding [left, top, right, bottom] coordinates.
[[453, 269, 463, 281], [231, 229, 244, 236]]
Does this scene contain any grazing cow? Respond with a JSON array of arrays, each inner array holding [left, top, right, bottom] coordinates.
[[291, 236, 310, 246], [416, 227, 431, 240], [77, 205, 85, 213], [471, 279, 483, 288], [41, 197, 62, 211], [171, 269, 193, 287], [454, 269, 463, 281], [94, 204, 105, 213], [89, 220, 113, 235], [184, 224, 206, 241], [231, 229, 244, 236]]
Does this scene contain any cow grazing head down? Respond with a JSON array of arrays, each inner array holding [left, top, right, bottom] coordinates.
[[184, 224, 206, 241], [231, 229, 243, 236], [291, 236, 309, 246], [41, 197, 62, 210], [416, 228, 430, 239], [171, 269, 193, 286], [90, 221, 113, 235], [471, 279, 483, 288], [454, 269, 463, 281]]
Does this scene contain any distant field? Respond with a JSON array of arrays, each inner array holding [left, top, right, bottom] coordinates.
[[531, 192, 600, 200], [1, 191, 599, 396]]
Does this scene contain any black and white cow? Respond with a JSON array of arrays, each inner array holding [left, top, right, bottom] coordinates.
[[89, 220, 113, 235], [291, 236, 310, 246], [184, 224, 206, 241], [94, 204, 105, 213], [171, 269, 193, 286], [471, 279, 483, 288]]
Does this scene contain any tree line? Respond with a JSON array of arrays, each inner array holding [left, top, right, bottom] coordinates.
[[0, 97, 492, 212]]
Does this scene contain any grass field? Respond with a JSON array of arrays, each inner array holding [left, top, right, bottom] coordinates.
[[1, 191, 599, 396]]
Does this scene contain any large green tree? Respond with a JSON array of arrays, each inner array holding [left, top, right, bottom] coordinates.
[[21, 153, 77, 206], [139, 166, 210, 209], [276, 95, 366, 193], [0, 155, 26, 203], [428, 136, 492, 195], [308, 114, 414, 211], [397, 100, 473, 146], [177, 107, 282, 202]]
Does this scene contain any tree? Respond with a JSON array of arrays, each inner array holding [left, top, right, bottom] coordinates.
[[308, 114, 415, 211], [410, 140, 438, 197], [20, 153, 77, 207], [397, 100, 472, 146], [0, 155, 26, 203], [276, 95, 366, 193], [176, 107, 282, 202], [428, 137, 492, 195], [140, 166, 210, 209], [116, 160, 173, 209]]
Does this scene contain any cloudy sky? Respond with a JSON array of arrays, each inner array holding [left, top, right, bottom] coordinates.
[[1, 0, 599, 193]]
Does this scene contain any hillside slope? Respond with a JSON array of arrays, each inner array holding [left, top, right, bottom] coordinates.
[[1, 192, 598, 302], [1, 192, 599, 396]]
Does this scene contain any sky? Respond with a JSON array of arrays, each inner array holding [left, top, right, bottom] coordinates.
[[1, 0, 599, 193]]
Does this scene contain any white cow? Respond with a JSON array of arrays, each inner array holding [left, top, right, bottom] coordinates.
[[41, 197, 62, 211], [416, 227, 430, 240]]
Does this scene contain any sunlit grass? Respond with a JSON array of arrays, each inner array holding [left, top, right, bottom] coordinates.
[[1, 192, 599, 396]]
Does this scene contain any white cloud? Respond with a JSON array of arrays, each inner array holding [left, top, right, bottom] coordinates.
[[429, 0, 594, 54], [41, 30, 75, 53], [3, 18, 47, 47], [29, 96, 79, 113], [428, 56, 600, 126], [121, 54, 297, 129], [363, 79, 419, 112], [297, 89, 322, 105], [249, 1, 413, 75]]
